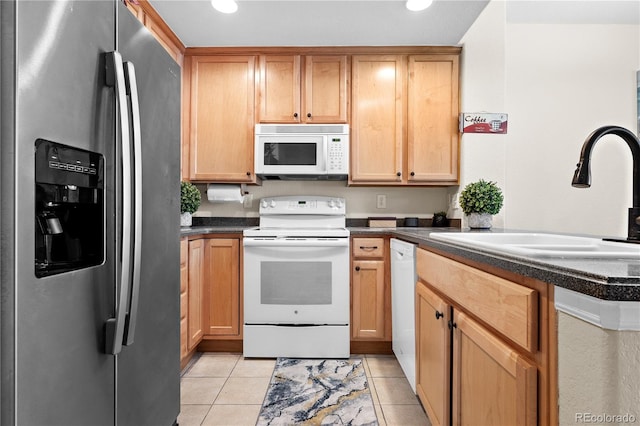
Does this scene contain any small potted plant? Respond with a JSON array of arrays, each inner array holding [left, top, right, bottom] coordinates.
[[431, 211, 449, 227], [180, 181, 201, 227], [458, 179, 504, 229]]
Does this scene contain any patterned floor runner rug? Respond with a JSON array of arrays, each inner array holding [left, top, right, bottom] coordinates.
[[257, 357, 378, 425]]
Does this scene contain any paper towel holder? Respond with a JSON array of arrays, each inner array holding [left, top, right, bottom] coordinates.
[[206, 183, 246, 203]]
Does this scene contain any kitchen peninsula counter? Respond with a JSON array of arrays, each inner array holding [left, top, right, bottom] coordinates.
[[352, 227, 640, 302]]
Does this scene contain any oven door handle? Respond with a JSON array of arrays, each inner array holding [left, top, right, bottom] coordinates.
[[243, 238, 349, 248]]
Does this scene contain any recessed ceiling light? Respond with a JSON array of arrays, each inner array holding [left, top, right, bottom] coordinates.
[[406, 0, 433, 12], [211, 0, 238, 14]]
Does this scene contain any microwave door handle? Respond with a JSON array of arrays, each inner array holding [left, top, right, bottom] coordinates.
[[320, 137, 327, 170], [122, 61, 142, 346], [104, 51, 132, 356]]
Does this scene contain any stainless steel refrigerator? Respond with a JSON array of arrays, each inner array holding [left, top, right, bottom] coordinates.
[[0, 1, 181, 424]]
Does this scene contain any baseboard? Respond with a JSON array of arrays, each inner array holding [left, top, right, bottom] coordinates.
[[350, 340, 393, 354]]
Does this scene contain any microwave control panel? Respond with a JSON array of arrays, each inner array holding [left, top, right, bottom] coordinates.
[[327, 136, 349, 174]]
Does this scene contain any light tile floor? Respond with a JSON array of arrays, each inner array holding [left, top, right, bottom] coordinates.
[[178, 353, 431, 426]]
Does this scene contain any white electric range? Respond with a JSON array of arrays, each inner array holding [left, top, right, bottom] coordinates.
[[242, 196, 350, 358]]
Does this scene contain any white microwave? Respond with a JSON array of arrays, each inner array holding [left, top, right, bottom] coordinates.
[[254, 124, 349, 180]]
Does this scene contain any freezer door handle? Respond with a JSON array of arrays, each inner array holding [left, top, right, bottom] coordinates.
[[122, 61, 142, 346], [104, 51, 133, 355]]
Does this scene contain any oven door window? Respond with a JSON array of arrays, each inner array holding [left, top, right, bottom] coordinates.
[[261, 261, 331, 305]]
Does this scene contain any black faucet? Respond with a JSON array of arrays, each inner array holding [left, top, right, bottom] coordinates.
[[572, 125, 640, 243]]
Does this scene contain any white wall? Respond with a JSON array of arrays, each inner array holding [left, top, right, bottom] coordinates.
[[458, 1, 508, 228], [194, 181, 450, 220], [461, 1, 640, 238]]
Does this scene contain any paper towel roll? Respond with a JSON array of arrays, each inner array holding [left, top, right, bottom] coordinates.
[[207, 184, 244, 203]]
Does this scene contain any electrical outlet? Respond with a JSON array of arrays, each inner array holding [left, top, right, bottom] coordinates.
[[376, 194, 387, 209]]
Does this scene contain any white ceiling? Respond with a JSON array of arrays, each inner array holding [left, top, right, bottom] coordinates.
[[148, 0, 490, 47], [148, 0, 640, 48]]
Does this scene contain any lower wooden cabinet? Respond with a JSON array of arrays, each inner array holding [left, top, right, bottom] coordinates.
[[180, 235, 242, 366], [416, 283, 451, 426], [452, 310, 537, 425], [187, 239, 205, 349], [180, 238, 189, 364], [350, 237, 390, 342], [416, 248, 546, 426], [352, 259, 385, 339], [204, 238, 241, 338]]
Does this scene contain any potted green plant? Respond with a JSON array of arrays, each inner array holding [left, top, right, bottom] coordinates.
[[180, 181, 201, 227], [431, 211, 449, 227], [458, 179, 504, 229]]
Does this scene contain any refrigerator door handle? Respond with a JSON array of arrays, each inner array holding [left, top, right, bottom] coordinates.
[[123, 61, 142, 346], [104, 51, 133, 355]]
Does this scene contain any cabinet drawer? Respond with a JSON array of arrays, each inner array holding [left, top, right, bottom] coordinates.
[[417, 249, 538, 353], [352, 238, 385, 258]]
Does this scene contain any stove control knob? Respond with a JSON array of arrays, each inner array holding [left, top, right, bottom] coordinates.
[[328, 199, 336, 208], [269, 200, 277, 208], [261, 199, 268, 208], [336, 199, 344, 208]]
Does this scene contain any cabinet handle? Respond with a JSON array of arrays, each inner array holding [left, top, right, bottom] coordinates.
[[448, 320, 457, 330], [410, 171, 415, 177], [396, 172, 401, 177], [293, 112, 298, 118], [307, 113, 312, 118], [435, 311, 443, 320], [355, 266, 360, 271], [359, 246, 378, 250], [246, 171, 251, 176]]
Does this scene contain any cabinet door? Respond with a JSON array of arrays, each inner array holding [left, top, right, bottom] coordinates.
[[180, 239, 189, 360], [351, 259, 385, 339], [204, 239, 241, 337], [189, 56, 256, 182], [304, 55, 348, 123], [350, 55, 405, 183], [453, 310, 537, 426], [187, 239, 204, 349], [416, 283, 451, 426], [259, 55, 301, 123], [407, 55, 459, 184]]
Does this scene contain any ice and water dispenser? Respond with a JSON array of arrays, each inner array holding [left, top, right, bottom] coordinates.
[[35, 139, 104, 277]]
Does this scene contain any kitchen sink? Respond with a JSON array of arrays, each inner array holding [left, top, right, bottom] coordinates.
[[429, 232, 640, 259]]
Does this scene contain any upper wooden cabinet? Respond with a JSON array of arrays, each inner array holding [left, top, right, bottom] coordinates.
[[258, 55, 348, 123], [350, 55, 405, 183], [188, 56, 258, 182], [350, 53, 460, 185], [407, 55, 459, 183], [182, 47, 459, 184]]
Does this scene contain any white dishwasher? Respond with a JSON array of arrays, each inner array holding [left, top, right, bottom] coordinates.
[[390, 238, 417, 392]]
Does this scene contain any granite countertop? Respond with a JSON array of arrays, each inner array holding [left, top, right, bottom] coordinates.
[[353, 227, 640, 302], [180, 225, 253, 237], [182, 225, 640, 302]]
